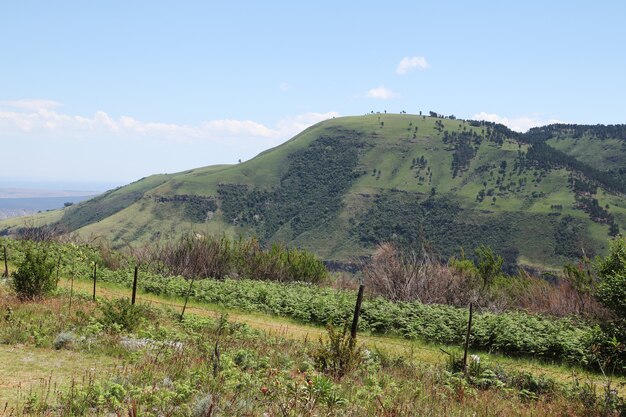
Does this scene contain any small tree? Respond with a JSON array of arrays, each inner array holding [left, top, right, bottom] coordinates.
[[595, 236, 626, 317], [475, 245, 503, 289], [12, 244, 57, 300]]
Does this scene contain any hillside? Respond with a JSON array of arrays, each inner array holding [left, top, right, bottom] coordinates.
[[2, 114, 626, 269]]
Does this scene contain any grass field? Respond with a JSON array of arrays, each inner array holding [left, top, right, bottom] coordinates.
[[2, 275, 624, 416]]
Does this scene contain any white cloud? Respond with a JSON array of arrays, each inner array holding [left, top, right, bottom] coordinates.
[[472, 112, 563, 132], [0, 99, 345, 183], [279, 82, 291, 91], [396, 56, 430, 75], [366, 86, 399, 100], [0, 99, 339, 143], [276, 111, 340, 137]]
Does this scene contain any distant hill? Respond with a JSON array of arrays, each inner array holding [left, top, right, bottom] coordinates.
[[2, 114, 625, 269]]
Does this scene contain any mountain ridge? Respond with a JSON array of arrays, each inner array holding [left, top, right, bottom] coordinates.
[[2, 114, 625, 269]]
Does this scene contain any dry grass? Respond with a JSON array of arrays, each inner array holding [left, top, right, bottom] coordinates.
[[0, 345, 118, 405]]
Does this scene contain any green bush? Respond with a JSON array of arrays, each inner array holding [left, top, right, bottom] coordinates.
[[98, 298, 154, 332], [314, 323, 363, 380], [11, 244, 57, 300], [594, 236, 626, 317]]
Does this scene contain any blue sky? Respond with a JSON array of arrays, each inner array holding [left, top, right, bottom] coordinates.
[[1, 1, 625, 188]]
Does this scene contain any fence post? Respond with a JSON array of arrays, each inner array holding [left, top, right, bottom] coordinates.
[[180, 275, 196, 321], [131, 266, 138, 305], [2, 245, 8, 277], [462, 302, 474, 374], [68, 271, 75, 314], [56, 255, 62, 284], [92, 263, 97, 302], [351, 283, 365, 340]]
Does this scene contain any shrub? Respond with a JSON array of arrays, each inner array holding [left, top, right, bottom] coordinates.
[[237, 240, 328, 284], [314, 323, 363, 380], [475, 245, 503, 289], [594, 236, 626, 317], [364, 242, 467, 303], [11, 244, 57, 300], [98, 298, 154, 332]]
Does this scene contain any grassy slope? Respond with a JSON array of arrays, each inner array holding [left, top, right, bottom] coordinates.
[[547, 135, 626, 171], [2, 114, 625, 267]]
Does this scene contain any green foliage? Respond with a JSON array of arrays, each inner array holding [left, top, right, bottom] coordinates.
[[314, 323, 363, 380], [443, 352, 557, 399], [475, 245, 504, 288], [524, 129, 626, 194], [98, 298, 155, 332], [11, 244, 57, 299], [219, 131, 365, 240], [153, 234, 328, 283], [554, 215, 584, 258], [5, 115, 626, 269], [442, 130, 481, 177], [355, 193, 520, 269], [154, 194, 217, 222], [1, 278, 623, 416], [563, 261, 593, 297], [594, 236, 626, 317], [236, 240, 328, 284], [94, 270, 599, 370]]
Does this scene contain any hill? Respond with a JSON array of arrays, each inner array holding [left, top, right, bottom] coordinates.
[[2, 114, 626, 269]]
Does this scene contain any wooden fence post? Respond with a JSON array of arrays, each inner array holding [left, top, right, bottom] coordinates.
[[180, 275, 196, 321], [2, 245, 8, 277], [131, 266, 138, 305], [351, 283, 365, 340], [56, 255, 62, 284], [68, 271, 75, 314], [92, 263, 97, 302], [462, 302, 474, 374]]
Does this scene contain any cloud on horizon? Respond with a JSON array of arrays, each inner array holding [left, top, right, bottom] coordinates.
[[0, 100, 341, 183], [0, 100, 339, 143], [396, 56, 430, 75], [366, 86, 400, 100], [472, 112, 563, 132]]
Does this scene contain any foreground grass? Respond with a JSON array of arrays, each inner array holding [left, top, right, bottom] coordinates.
[[61, 277, 626, 395], [0, 345, 119, 406], [2, 284, 622, 416]]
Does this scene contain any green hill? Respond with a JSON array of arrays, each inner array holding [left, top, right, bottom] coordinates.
[[3, 114, 626, 269]]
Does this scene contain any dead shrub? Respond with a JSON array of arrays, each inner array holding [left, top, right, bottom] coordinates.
[[363, 242, 473, 304]]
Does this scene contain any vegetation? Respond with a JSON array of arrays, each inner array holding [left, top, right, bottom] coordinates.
[[355, 192, 521, 269], [149, 233, 329, 284], [2, 287, 623, 416], [218, 131, 365, 241], [11, 243, 58, 299], [3, 235, 626, 414], [595, 237, 626, 317], [2, 115, 626, 269]]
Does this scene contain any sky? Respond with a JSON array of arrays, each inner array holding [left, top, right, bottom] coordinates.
[[1, 1, 625, 189]]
